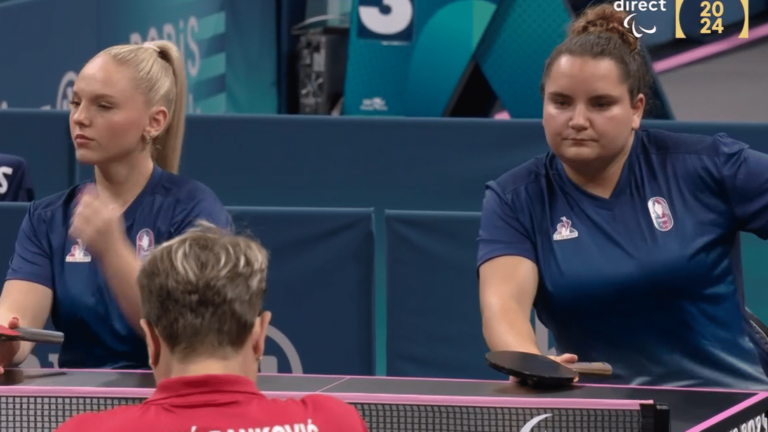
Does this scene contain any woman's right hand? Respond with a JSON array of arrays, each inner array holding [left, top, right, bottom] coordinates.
[[551, 353, 579, 382], [0, 317, 21, 374]]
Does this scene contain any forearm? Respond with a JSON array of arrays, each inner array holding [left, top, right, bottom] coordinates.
[[97, 237, 143, 333], [482, 302, 540, 354]]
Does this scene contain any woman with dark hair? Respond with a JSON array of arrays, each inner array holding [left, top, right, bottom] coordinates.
[[478, 4, 768, 389]]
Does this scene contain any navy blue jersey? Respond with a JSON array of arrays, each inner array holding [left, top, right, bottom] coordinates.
[[478, 128, 768, 390], [0, 154, 34, 202], [6, 165, 231, 369]]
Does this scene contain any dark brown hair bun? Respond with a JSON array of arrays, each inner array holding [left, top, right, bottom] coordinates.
[[539, 3, 652, 109], [569, 4, 639, 53]]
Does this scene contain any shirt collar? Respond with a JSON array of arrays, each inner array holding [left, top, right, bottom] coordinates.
[[147, 374, 264, 403]]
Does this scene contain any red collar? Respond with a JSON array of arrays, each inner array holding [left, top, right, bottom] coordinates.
[[147, 374, 265, 403]]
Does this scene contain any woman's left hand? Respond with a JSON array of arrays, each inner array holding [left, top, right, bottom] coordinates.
[[69, 184, 125, 258], [550, 353, 578, 365]]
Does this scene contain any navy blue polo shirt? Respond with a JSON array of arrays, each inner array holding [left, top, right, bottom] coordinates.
[[6, 165, 231, 369], [478, 128, 768, 389]]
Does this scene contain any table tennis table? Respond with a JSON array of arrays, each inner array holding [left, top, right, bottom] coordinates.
[[0, 368, 766, 432]]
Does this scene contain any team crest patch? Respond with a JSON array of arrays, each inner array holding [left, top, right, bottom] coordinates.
[[66, 239, 91, 263], [553, 217, 578, 241], [648, 197, 673, 231], [136, 229, 155, 261]]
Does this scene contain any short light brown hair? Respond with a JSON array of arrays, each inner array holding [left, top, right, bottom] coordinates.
[[137, 220, 269, 360]]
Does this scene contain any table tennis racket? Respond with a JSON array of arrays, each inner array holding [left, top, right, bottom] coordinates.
[[486, 351, 612, 389], [0, 325, 64, 344]]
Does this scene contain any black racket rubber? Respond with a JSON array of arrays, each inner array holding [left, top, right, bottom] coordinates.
[[486, 351, 578, 389]]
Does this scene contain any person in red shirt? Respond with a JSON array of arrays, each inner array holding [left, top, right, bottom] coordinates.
[[56, 220, 369, 432]]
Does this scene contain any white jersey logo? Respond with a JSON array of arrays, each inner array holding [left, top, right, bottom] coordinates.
[[65, 239, 91, 263], [136, 229, 155, 261], [553, 217, 578, 241], [647, 197, 673, 232]]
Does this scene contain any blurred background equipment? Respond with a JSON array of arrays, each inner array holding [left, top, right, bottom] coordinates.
[[294, 20, 349, 114], [0, 0, 766, 118]]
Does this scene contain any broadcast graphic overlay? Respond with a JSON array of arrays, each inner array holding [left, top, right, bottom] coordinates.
[[612, 0, 751, 43], [675, 0, 749, 38]]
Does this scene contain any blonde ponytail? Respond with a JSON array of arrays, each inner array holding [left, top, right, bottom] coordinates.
[[100, 40, 187, 173], [149, 40, 186, 174]]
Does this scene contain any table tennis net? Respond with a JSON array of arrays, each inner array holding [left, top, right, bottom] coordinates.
[[1, 396, 646, 431]]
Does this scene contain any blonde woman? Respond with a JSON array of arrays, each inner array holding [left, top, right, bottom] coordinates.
[[0, 41, 230, 372]]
